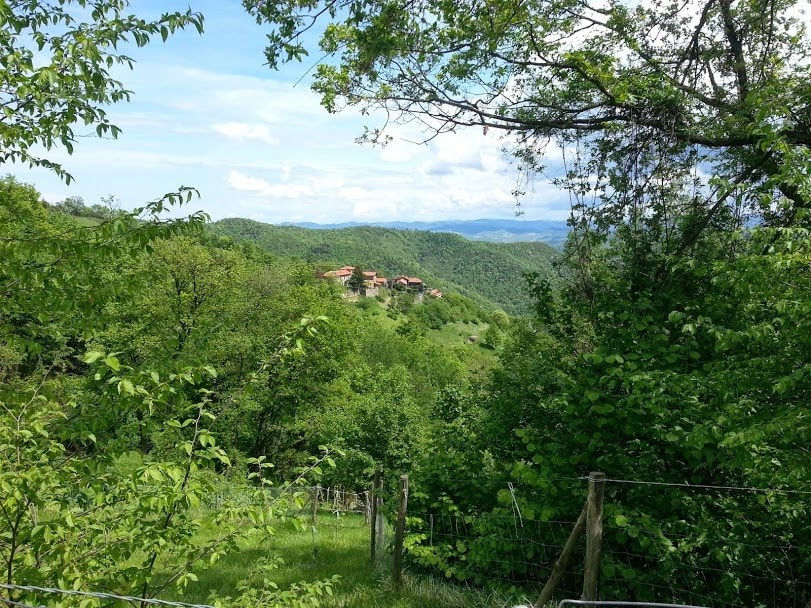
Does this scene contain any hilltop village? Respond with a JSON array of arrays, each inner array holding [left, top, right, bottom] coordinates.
[[317, 265, 443, 299]]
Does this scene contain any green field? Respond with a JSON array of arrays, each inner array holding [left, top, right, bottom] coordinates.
[[170, 511, 524, 608]]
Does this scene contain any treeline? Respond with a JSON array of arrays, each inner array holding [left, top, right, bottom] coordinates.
[[4, 170, 810, 606], [209, 218, 558, 315], [395, 229, 811, 605], [48, 194, 127, 221], [209, 204, 810, 605], [0, 175, 479, 600]]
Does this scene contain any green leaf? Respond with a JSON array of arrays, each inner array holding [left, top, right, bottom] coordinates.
[[118, 378, 134, 395], [83, 350, 104, 364], [104, 355, 121, 372]]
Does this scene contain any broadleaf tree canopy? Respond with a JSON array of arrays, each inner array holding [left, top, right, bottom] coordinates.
[[246, 0, 810, 238], [0, 0, 204, 183]]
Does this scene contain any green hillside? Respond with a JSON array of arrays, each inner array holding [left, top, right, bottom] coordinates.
[[208, 218, 559, 314]]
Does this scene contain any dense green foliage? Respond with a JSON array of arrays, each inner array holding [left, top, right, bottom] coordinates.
[[241, 0, 810, 605], [4, 0, 810, 605], [0, 2, 346, 603], [0, 1, 203, 183], [0, 176, 263, 599], [400, 229, 811, 606], [0, 177, 488, 603], [209, 219, 557, 315]]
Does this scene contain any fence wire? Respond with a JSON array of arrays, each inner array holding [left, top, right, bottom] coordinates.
[[309, 486, 371, 520], [205, 483, 372, 534], [0, 583, 215, 608], [7, 477, 803, 608], [558, 601, 711, 608], [597, 477, 810, 608], [1, 597, 45, 608], [398, 476, 810, 608], [406, 510, 584, 596]]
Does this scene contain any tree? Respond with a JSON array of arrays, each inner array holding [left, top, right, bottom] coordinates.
[[482, 323, 504, 350], [348, 265, 366, 292], [246, 0, 810, 238], [0, 0, 208, 367], [0, 3, 249, 601], [243, 4, 811, 603], [0, 1, 204, 182], [57, 195, 86, 216]]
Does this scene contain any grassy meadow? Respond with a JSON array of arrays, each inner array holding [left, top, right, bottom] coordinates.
[[169, 511, 527, 608]]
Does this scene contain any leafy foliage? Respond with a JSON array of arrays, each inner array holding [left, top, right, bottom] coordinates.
[[244, 3, 810, 603], [0, 1, 204, 182], [396, 225, 811, 605], [0, 184, 348, 603], [3, 0, 810, 603], [247, 0, 810, 235]]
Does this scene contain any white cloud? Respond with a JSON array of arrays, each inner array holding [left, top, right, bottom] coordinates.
[[211, 122, 279, 145], [227, 170, 272, 193], [280, 162, 293, 181], [226, 170, 317, 199], [10, 0, 572, 226], [353, 199, 400, 219], [266, 183, 315, 199], [338, 186, 372, 201], [379, 138, 420, 163], [147, 66, 338, 129], [418, 129, 509, 175]]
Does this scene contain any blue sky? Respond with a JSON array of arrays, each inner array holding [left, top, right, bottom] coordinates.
[[13, 1, 571, 224]]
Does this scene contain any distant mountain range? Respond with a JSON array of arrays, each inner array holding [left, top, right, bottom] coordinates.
[[209, 218, 560, 314], [282, 218, 569, 249]]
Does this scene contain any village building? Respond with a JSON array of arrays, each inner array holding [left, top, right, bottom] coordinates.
[[319, 266, 426, 297], [321, 266, 353, 286], [393, 276, 424, 291]]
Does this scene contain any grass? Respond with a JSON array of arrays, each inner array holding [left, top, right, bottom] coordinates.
[[170, 512, 526, 608], [432, 321, 490, 348], [351, 298, 498, 371]]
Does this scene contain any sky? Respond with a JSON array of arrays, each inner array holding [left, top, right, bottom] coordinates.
[[12, 1, 572, 224]]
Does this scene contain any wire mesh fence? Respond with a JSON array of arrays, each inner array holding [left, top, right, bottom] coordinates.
[[0, 583, 216, 608], [557, 602, 712, 608], [204, 482, 372, 534], [409, 510, 587, 600], [309, 486, 371, 520], [397, 475, 811, 608], [599, 486, 811, 608], [4, 473, 807, 608]]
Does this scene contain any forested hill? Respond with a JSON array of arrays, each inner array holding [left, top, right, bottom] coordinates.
[[209, 218, 558, 314], [286, 218, 570, 248]]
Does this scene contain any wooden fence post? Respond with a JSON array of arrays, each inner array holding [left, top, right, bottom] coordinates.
[[375, 490, 385, 559], [582, 471, 605, 604], [364, 490, 371, 525], [311, 485, 319, 524], [535, 503, 587, 608], [393, 474, 409, 588], [370, 470, 382, 565]]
